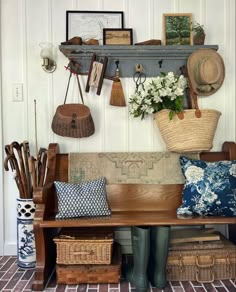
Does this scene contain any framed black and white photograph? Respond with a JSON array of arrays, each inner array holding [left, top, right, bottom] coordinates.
[[103, 28, 133, 45], [163, 13, 192, 45], [66, 11, 124, 44]]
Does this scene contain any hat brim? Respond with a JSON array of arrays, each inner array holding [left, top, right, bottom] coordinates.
[[187, 48, 225, 96]]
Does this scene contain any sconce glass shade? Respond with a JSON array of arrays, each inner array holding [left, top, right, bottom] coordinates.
[[39, 42, 53, 58], [39, 42, 56, 73]]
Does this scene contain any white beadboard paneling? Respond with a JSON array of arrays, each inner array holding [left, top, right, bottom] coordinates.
[[104, 78, 128, 152], [2, 0, 26, 250], [0, 1, 3, 254], [221, 0, 235, 142], [128, 0, 151, 43], [129, 115, 154, 151], [26, 0, 52, 154], [103, 0, 125, 12], [52, 0, 75, 44], [52, 0, 78, 152], [153, 0, 172, 41], [78, 82, 106, 153], [76, 0, 99, 10], [178, 0, 199, 14], [2, 0, 26, 143]]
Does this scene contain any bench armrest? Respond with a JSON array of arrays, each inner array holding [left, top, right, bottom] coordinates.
[[33, 182, 57, 220]]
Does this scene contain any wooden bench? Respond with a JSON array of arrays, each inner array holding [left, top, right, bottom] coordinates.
[[32, 141, 236, 291]]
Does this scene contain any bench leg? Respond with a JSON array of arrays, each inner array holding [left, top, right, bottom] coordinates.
[[32, 224, 57, 291], [228, 224, 236, 244]]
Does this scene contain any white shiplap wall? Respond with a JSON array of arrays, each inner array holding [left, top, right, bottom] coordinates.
[[0, 0, 235, 255]]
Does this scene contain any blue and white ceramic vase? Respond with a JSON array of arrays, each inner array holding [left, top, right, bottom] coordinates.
[[17, 198, 36, 269]]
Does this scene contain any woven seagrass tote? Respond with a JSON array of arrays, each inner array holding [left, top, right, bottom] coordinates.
[[154, 65, 221, 153], [154, 109, 221, 152], [52, 72, 95, 138]]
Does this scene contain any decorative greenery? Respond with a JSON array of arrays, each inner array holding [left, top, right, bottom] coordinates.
[[191, 21, 205, 36], [129, 72, 187, 120]]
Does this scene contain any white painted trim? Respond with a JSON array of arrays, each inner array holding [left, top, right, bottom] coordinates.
[[0, 1, 4, 256], [4, 242, 17, 256]]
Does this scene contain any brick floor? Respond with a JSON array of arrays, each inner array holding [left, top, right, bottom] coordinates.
[[0, 256, 235, 291]]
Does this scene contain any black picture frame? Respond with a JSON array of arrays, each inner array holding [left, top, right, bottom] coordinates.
[[66, 11, 124, 44], [103, 28, 133, 45]]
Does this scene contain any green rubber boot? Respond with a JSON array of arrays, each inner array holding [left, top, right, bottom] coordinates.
[[148, 226, 170, 289], [125, 226, 150, 292]]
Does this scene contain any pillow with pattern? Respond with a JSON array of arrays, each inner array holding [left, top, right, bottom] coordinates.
[[54, 177, 111, 219], [177, 156, 236, 217]]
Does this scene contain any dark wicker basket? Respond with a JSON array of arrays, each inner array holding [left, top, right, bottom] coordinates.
[[51, 104, 95, 138]]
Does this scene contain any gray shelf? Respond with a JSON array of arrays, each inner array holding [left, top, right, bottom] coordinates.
[[59, 44, 218, 77]]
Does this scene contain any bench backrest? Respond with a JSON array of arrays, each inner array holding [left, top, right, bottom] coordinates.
[[45, 142, 236, 213]]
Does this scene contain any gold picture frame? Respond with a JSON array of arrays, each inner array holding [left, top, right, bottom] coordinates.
[[103, 29, 133, 45], [163, 13, 193, 45]]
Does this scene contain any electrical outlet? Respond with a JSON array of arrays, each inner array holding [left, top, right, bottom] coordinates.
[[12, 83, 23, 102]]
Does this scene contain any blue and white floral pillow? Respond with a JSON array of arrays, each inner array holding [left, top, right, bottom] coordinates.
[[177, 156, 236, 217]]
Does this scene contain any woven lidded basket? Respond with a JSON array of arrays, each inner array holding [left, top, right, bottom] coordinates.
[[154, 109, 221, 152], [56, 242, 122, 284], [54, 228, 114, 265], [51, 104, 95, 138], [167, 238, 236, 282]]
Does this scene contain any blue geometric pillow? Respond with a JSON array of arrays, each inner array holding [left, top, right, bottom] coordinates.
[[54, 177, 111, 219], [177, 156, 236, 217]]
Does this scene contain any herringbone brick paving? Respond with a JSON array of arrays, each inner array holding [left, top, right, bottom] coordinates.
[[0, 256, 235, 291]]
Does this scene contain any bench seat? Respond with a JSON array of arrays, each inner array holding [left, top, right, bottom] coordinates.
[[40, 211, 236, 228]]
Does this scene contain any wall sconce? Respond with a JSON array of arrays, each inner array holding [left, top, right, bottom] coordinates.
[[39, 42, 56, 73]]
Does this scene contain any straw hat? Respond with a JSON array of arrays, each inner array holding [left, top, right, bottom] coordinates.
[[187, 48, 225, 96]]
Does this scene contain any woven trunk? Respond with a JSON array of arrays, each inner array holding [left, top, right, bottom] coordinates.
[[167, 238, 236, 283]]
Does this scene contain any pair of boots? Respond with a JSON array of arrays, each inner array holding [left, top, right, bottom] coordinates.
[[126, 226, 170, 292]]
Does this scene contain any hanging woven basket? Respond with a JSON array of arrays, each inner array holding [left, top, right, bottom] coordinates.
[[154, 109, 221, 152]]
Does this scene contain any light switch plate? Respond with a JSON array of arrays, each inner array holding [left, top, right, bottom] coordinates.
[[12, 83, 23, 102]]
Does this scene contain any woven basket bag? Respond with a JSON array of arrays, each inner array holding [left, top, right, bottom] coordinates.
[[154, 109, 221, 152], [52, 71, 95, 138]]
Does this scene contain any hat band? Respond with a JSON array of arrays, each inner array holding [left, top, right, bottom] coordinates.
[[197, 83, 220, 93]]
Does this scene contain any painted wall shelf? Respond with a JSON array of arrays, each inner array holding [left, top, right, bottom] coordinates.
[[59, 45, 218, 78]]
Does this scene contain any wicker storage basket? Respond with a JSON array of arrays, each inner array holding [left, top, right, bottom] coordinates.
[[51, 104, 95, 138], [167, 237, 236, 283], [154, 109, 221, 152], [56, 242, 121, 284], [54, 228, 114, 265]]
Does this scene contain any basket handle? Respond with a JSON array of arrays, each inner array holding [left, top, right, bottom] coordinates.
[[196, 269, 215, 283], [72, 251, 94, 256], [178, 66, 202, 120], [195, 255, 215, 268], [63, 67, 84, 105]]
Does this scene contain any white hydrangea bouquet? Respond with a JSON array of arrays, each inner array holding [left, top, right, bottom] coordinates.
[[129, 72, 188, 120]]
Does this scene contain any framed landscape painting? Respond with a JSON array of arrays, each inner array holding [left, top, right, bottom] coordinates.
[[103, 28, 133, 45], [163, 13, 193, 45]]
